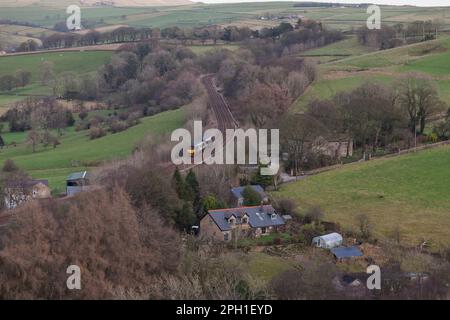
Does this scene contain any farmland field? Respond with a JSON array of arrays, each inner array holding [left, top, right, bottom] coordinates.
[[0, 108, 185, 194], [0, 51, 112, 107], [292, 36, 450, 112], [273, 145, 450, 249], [1, 3, 450, 30]]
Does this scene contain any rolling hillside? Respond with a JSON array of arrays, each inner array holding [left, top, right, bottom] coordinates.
[[273, 145, 450, 249], [0, 108, 185, 193], [0, 0, 192, 7], [293, 35, 450, 112], [0, 51, 113, 110]]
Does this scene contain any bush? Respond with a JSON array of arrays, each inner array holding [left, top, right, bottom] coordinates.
[[108, 120, 129, 134], [2, 159, 19, 172], [89, 126, 106, 140]]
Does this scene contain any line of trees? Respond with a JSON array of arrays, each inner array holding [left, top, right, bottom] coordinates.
[[357, 20, 440, 50], [0, 69, 32, 92], [279, 74, 447, 174]]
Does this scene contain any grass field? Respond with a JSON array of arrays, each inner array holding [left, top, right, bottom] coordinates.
[[299, 35, 373, 63], [247, 252, 294, 282], [293, 35, 450, 112], [0, 108, 185, 193], [273, 145, 450, 249], [1, 3, 450, 31], [0, 51, 112, 107]]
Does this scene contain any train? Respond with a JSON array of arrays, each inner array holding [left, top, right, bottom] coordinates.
[[188, 136, 215, 158]]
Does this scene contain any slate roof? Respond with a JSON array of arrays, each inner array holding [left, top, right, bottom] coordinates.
[[231, 185, 267, 200], [208, 205, 285, 231], [67, 171, 89, 181], [331, 246, 363, 259]]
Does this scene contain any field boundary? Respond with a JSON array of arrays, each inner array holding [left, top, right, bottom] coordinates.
[[285, 139, 450, 183]]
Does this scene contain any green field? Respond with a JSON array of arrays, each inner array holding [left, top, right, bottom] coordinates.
[[292, 36, 450, 112], [0, 51, 112, 107], [1, 3, 450, 31], [0, 109, 185, 193], [299, 35, 373, 63], [274, 146, 450, 248]]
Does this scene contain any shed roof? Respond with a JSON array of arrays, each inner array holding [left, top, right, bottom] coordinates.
[[317, 232, 343, 243], [67, 171, 89, 181], [331, 246, 363, 259]]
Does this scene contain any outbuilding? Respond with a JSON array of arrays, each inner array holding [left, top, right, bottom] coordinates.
[[312, 232, 343, 249], [330, 246, 363, 260], [66, 171, 90, 196]]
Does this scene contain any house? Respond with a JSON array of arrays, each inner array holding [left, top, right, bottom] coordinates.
[[200, 205, 286, 242], [66, 171, 90, 196], [4, 179, 51, 209], [231, 185, 268, 207], [312, 233, 343, 249]]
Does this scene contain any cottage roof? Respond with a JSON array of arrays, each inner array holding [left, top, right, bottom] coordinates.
[[208, 205, 285, 231]]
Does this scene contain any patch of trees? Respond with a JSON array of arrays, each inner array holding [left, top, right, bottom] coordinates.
[[280, 19, 343, 49], [85, 110, 142, 140], [0, 70, 32, 92], [0, 187, 181, 299], [293, 2, 344, 7], [212, 47, 317, 127], [93, 44, 201, 115], [357, 21, 440, 50], [42, 27, 155, 49], [280, 75, 446, 174], [1, 98, 75, 143], [17, 39, 39, 53]]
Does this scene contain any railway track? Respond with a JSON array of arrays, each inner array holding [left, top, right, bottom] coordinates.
[[169, 74, 239, 173], [201, 74, 238, 133]]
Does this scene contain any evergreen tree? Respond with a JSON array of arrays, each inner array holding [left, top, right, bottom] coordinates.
[[176, 202, 197, 231], [185, 169, 202, 216], [202, 194, 226, 211], [252, 164, 273, 189], [173, 167, 190, 200], [242, 186, 262, 206]]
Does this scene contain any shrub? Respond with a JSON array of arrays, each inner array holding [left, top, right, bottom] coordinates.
[[2, 159, 19, 172], [89, 126, 106, 140]]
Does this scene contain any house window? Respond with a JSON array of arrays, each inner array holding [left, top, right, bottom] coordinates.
[[242, 217, 248, 224], [224, 233, 229, 241], [261, 227, 267, 234]]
